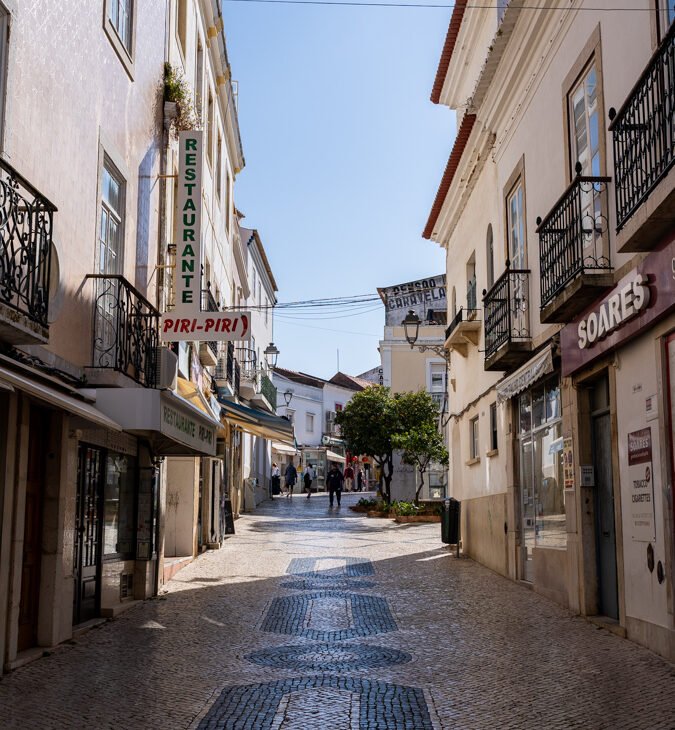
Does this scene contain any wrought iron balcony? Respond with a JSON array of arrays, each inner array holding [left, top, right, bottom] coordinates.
[[444, 307, 481, 357], [537, 170, 613, 322], [609, 24, 675, 250], [482, 265, 531, 371], [215, 341, 235, 390], [87, 275, 160, 387], [260, 373, 277, 409], [0, 158, 57, 344]]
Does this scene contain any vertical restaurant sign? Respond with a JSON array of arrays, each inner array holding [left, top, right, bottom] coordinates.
[[161, 130, 251, 341], [562, 437, 574, 490], [176, 130, 202, 312], [627, 427, 656, 542]]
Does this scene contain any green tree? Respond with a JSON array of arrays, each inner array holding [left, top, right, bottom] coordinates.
[[336, 388, 447, 504], [335, 386, 400, 502], [393, 421, 448, 505]]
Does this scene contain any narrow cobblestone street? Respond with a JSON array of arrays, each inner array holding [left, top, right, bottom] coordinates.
[[1, 492, 674, 729]]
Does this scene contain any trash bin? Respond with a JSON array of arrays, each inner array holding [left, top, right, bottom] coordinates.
[[441, 497, 460, 544]]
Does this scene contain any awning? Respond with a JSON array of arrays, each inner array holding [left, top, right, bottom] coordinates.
[[0, 366, 122, 431], [326, 449, 346, 463], [272, 441, 298, 456], [496, 344, 555, 402], [177, 377, 226, 437], [220, 399, 295, 446], [87, 387, 220, 456]]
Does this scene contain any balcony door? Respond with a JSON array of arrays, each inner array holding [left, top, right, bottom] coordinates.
[[94, 162, 125, 369], [569, 61, 604, 260], [507, 180, 528, 339]]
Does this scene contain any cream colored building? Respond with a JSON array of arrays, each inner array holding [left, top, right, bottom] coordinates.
[[378, 276, 449, 501], [425, 1, 675, 660], [0, 0, 288, 675]]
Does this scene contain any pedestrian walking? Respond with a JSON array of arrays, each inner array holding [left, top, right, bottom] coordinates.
[[284, 462, 297, 498], [326, 463, 344, 507], [271, 462, 281, 497], [343, 463, 354, 491], [357, 468, 364, 492], [303, 463, 315, 498]]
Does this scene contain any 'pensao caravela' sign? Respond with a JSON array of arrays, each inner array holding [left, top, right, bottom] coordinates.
[[161, 130, 251, 342]]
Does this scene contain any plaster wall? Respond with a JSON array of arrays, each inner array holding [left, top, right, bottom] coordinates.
[[461, 492, 508, 577], [164, 457, 199, 557], [4, 0, 165, 368]]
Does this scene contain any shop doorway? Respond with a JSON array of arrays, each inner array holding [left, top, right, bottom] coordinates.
[[17, 406, 48, 652], [590, 376, 618, 620], [73, 445, 103, 625]]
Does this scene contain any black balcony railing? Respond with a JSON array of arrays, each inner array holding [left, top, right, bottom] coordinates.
[[537, 170, 612, 308], [236, 346, 257, 379], [610, 23, 675, 230], [482, 265, 531, 360], [234, 359, 241, 396], [445, 307, 480, 340], [260, 373, 277, 406], [87, 275, 160, 387], [0, 159, 57, 328], [201, 288, 218, 357]]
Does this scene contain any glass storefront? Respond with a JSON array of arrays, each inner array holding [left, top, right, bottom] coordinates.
[[103, 453, 136, 558], [518, 375, 565, 580]]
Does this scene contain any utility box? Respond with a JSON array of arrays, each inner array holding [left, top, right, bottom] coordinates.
[[441, 498, 460, 545]]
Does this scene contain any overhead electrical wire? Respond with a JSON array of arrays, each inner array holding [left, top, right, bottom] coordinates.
[[223, 0, 651, 10]]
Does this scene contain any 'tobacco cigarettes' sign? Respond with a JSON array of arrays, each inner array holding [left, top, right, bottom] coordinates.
[[161, 130, 251, 342]]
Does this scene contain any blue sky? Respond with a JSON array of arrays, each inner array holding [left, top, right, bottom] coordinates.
[[222, 0, 455, 379]]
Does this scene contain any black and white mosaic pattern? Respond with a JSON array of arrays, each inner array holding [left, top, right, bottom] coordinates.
[[244, 642, 412, 672], [260, 590, 397, 640], [286, 556, 375, 578], [196, 676, 434, 730], [280, 578, 376, 591]]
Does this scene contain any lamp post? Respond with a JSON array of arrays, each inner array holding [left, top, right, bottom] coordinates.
[[283, 389, 293, 407], [401, 309, 451, 362], [264, 342, 280, 369]]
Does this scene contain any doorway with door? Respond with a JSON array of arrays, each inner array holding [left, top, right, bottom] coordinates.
[[589, 375, 619, 620], [17, 406, 49, 652]]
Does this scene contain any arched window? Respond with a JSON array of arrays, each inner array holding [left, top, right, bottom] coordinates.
[[486, 224, 494, 290]]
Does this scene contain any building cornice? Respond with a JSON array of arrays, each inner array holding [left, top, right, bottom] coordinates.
[[431, 0, 468, 104], [422, 113, 476, 241]]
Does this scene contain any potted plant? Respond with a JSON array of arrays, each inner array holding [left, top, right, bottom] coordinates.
[[163, 62, 199, 135]]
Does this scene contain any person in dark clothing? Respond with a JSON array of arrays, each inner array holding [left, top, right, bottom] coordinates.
[[284, 462, 297, 498], [326, 464, 344, 507]]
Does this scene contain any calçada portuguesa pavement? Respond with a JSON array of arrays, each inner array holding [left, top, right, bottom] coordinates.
[[1, 492, 674, 729]]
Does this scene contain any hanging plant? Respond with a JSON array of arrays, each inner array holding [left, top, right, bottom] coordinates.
[[163, 62, 200, 135]]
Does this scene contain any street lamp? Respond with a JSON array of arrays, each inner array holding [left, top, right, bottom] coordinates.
[[401, 310, 450, 362], [283, 389, 294, 406], [402, 310, 421, 348], [264, 342, 280, 369]]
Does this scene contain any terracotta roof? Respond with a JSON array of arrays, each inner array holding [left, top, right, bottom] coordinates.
[[273, 367, 327, 389], [430, 0, 468, 105], [422, 113, 476, 240], [328, 372, 371, 391]]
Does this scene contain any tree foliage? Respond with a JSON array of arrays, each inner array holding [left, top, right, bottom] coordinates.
[[393, 421, 448, 505], [336, 387, 447, 504]]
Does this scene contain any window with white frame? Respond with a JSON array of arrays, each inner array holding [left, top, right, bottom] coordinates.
[[569, 61, 600, 178], [108, 0, 133, 53], [429, 362, 446, 412], [177, 0, 188, 59], [507, 180, 526, 269], [195, 38, 204, 121], [286, 408, 295, 425], [306, 413, 315, 433], [216, 134, 222, 201], [470, 416, 479, 460], [99, 162, 124, 275], [0, 5, 8, 144], [206, 90, 214, 167]]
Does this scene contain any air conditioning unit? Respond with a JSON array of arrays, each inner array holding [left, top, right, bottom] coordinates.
[[155, 346, 178, 389]]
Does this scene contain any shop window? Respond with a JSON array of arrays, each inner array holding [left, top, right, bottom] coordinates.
[[470, 416, 479, 459], [490, 402, 498, 451], [517, 376, 565, 552], [103, 454, 136, 558]]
